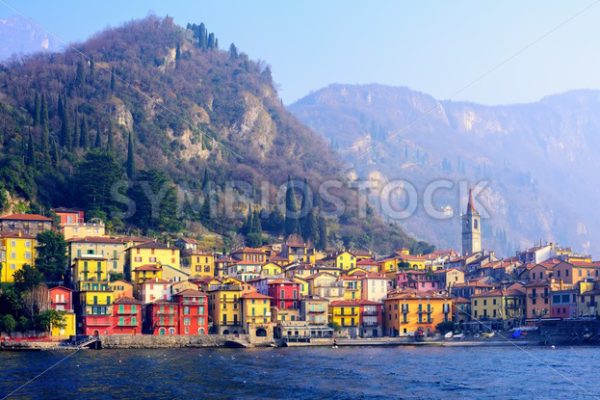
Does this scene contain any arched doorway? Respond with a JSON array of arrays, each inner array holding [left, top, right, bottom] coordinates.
[[159, 327, 166, 336], [168, 327, 176, 335], [93, 330, 99, 337], [223, 329, 230, 335], [256, 327, 267, 337], [198, 328, 205, 335]]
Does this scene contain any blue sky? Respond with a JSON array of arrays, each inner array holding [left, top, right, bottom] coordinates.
[[1, 0, 600, 105]]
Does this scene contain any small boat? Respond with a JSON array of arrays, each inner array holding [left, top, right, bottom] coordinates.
[[331, 345, 339, 349]]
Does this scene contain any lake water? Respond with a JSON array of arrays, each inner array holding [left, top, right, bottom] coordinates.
[[1, 346, 599, 399]]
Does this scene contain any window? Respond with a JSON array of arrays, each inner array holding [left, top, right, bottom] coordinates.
[[184, 318, 190, 326], [131, 305, 137, 313], [119, 304, 125, 313], [119, 317, 124, 326], [131, 317, 137, 325]]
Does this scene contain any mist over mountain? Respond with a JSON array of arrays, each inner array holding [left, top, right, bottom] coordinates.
[[290, 83, 600, 256], [0, 15, 61, 61]]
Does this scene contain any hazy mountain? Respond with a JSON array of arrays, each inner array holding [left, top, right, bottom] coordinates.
[[290, 84, 600, 256], [0, 18, 425, 254], [0, 15, 60, 61]]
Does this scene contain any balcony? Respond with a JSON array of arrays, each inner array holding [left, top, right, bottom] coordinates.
[[115, 310, 138, 315], [156, 310, 176, 315], [333, 312, 359, 317]]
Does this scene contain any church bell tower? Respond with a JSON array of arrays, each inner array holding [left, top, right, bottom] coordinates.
[[462, 188, 481, 256]]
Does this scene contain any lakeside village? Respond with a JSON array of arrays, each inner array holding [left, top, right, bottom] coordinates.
[[1, 191, 600, 348]]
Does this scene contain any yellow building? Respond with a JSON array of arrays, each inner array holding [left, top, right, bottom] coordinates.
[[126, 241, 180, 274], [241, 292, 272, 332], [329, 299, 383, 338], [62, 221, 105, 240], [397, 255, 427, 270], [184, 251, 215, 278], [471, 283, 526, 322], [379, 257, 398, 277], [0, 232, 36, 283], [132, 264, 163, 285], [341, 276, 363, 300], [207, 282, 244, 334], [293, 276, 310, 297], [72, 255, 108, 288], [260, 262, 283, 277], [384, 289, 452, 336], [50, 312, 76, 339], [329, 301, 360, 330], [67, 237, 128, 276], [335, 251, 357, 271]]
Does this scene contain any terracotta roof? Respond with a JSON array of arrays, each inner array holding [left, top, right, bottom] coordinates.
[[267, 279, 296, 285], [0, 231, 35, 239], [49, 285, 73, 292], [113, 296, 142, 305], [178, 238, 199, 244], [452, 297, 470, 304], [0, 213, 52, 222], [357, 259, 378, 265], [242, 292, 272, 300], [67, 236, 127, 244], [330, 299, 382, 306], [152, 299, 176, 305], [131, 241, 172, 250], [232, 247, 265, 254], [134, 264, 162, 272], [141, 278, 170, 284], [386, 289, 451, 300], [174, 289, 206, 297]]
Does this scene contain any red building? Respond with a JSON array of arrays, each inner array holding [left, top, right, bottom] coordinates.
[[53, 208, 85, 226], [148, 289, 208, 335], [112, 297, 143, 335], [48, 286, 74, 311], [267, 279, 300, 310], [395, 270, 440, 291]]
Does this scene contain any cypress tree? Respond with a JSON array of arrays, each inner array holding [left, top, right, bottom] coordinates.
[[110, 68, 116, 91], [299, 178, 312, 238], [75, 61, 85, 86], [175, 42, 181, 68], [201, 168, 209, 191], [73, 113, 80, 149], [308, 209, 320, 245], [41, 94, 49, 132], [60, 101, 71, 149], [126, 131, 135, 179], [33, 93, 41, 126], [214, 38, 219, 50], [51, 138, 60, 167], [79, 117, 89, 148], [198, 23, 207, 49], [89, 57, 95, 82], [284, 176, 300, 235], [26, 132, 35, 167], [253, 210, 262, 235], [317, 216, 328, 250], [199, 195, 211, 225], [207, 33, 215, 49], [229, 43, 238, 60], [94, 120, 102, 148], [106, 125, 114, 154], [41, 125, 49, 156]]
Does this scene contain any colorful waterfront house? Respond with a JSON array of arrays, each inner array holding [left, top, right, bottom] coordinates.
[[578, 284, 600, 317], [356, 258, 379, 273], [281, 236, 315, 264], [207, 282, 244, 334], [0, 231, 36, 283], [267, 279, 300, 311], [192, 276, 223, 293], [452, 297, 471, 323], [395, 270, 440, 291], [231, 247, 267, 264], [170, 281, 199, 296], [329, 299, 383, 338], [53, 208, 85, 225], [215, 255, 235, 277], [260, 262, 283, 277], [241, 291, 272, 333], [71, 255, 108, 288], [148, 300, 179, 335], [359, 272, 389, 302], [183, 251, 215, 278], [174, 237, 200, 253], [433, 268, 465, 290], [470, 283, 526, 327], [553, 261, 600, 286], [305, 272, 344, 301], [346, 267, 368, 276], [322, 251, 356, 271], [138, 278, 172, 304], [133, 264, 163, 285], [396, 252, 427, 271], [77, 281, 114, 335], [109, 280, 134, 300], [173, 289, 209, 335], [340, 275, 363, 300], [0, 213, 53, 236], [126, 241, 180, 278], [550, 288, 578, 319], [160, 264, 190, 283], [112, 297, 142, 335], [225, 260, 262, 282], [293, 276, 310, 297], [449, 280, 494, 299], [67, 236, 128, 277], [48, 286, 76, 338], [383, 289, 452, 337], [378, 256, 399, 277], [300, 295, 329, 325], [524, 281, 551, 321]]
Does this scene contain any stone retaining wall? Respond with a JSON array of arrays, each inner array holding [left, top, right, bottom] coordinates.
[[99, 334, 251, 349]]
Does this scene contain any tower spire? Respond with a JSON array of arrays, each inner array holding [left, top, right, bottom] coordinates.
[[466, 187, 479, 215]]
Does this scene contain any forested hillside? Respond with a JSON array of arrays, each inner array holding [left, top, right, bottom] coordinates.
[[0, 17, 430, 254]]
